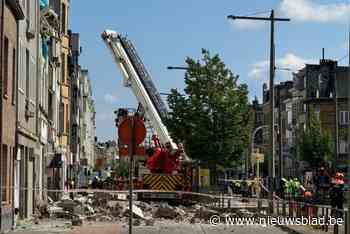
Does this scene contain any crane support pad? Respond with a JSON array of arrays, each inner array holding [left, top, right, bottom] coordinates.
[[143, 174, 184, 191]]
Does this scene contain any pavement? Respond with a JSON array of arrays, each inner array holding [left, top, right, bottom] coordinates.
[[281, 224, 344, 234], [121, 223, 307, 234], [9, 222, 120, 234], [9, 221, 324, 234], [70, 223, 120, 234]]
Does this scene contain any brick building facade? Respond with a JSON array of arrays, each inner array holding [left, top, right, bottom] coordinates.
[[0, 0, 24, 232]]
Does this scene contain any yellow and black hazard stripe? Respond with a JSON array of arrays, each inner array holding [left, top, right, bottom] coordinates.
[[143, 174, 184, 191]]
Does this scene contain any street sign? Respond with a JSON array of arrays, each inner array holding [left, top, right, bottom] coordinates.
[[255, 153, 264, 163], [117, 116, 146, 234], [118, 117, 146, 145], [251, 153, 264, 165], [117, 193, 127, 200]]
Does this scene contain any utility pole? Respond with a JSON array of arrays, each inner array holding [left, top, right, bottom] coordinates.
[[228, 10, 290, 214], [278, 89, 283, 180]]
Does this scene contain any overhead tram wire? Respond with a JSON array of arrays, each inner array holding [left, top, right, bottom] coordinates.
[[240, 9, 272, 17], [337, 53, 348, 63]]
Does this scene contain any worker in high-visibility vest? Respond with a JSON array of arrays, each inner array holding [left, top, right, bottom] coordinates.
[[291, 178, 301, 198]]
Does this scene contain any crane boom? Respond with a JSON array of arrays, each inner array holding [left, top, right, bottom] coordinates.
[[101, 30, 177, 150]]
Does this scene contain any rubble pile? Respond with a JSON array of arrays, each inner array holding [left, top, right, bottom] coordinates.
[[35, 193, 240, 227]]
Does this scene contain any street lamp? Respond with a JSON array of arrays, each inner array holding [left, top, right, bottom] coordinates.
[[275, 67, 300, 72], [251, 125, 279, 167], [251, 124, 278, 210], [167, 66, 188, 70]]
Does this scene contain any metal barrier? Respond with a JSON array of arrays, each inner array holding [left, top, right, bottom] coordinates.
[[197, 191, 347, 234], [272, 200, 347, 234]]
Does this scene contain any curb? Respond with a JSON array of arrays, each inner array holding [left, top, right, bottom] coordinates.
[[278, 225, 303, 234], [278, 225, 329, 234]]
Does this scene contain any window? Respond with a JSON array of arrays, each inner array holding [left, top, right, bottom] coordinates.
[[66, 104, 69, 135], [4, 37, 9, 97], [61, 54, 66, 84], [340, 111, 349, 125], [59, 102, 64, 135], [48, 93, 53, 121], [61, 3, 66, 34], [287, 111, 292, 124], [26, 49, 30, 98], [66, 56, 70, 85], [1, 145, 8, 203], [12, 48, 16, 104], [256, 113, 263, 123], [339, 140, 348, 154]]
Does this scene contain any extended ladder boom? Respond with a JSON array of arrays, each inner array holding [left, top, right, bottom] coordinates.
[[102, 30, 177, 150]]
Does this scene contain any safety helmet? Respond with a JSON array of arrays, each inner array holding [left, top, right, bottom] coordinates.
[[335, 172, 344, 180]]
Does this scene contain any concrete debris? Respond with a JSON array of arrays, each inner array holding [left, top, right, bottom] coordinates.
[[32, 192, 245, 228], [134, 201, 152, 212], [190, 217, 201, 224], [15, 219, 72, 232], [123, 204, 145, 219], [145, 217, 155, 226], [174, 207, 186, 217], [36, 200, 50, 219], [74, 196, 88, 205], [47, 205, 64, 215], [47, 196, 54, 204], [107, 200, 119, 209], [153, 203, 177, 219], [236, 209, 254, 218], [71, 216, 83, 226], [83, 204, 95, 215], [97, 215, 113, 222], [133, 218, 141, 226], [194, 206, 219, 220], [86, 214, 97, 222], [56, 199, 78, 212]]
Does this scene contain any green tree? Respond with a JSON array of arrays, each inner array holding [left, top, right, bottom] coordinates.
[[114, 160, 129, 177], [299, 110, 332, 168], [166, 49, 252, 170]]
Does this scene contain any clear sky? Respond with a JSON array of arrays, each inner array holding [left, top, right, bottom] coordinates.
[[69, 0, 350, 141]]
